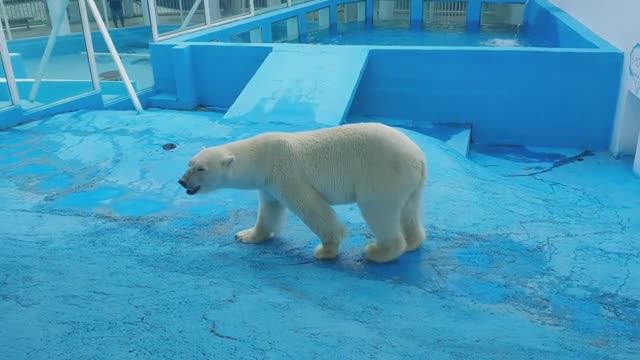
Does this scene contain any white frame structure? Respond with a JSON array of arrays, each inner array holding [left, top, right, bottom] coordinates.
[[78, 0, 101, 92], [0, 8, 19, 105], [145, 0, 316, 42], [148, 0, 258, 42], [85, 0, 143, 112], [0, 0, 144, 113], [29, 0, 71, 101]]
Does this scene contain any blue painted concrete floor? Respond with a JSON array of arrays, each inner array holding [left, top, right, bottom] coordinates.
[[1, 110, 639, 359]]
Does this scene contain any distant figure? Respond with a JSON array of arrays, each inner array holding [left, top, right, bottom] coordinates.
[[109, 0, 125, 28]]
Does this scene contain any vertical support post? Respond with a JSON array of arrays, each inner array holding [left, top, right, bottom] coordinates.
[[365, 0, 374, 27], [410, 0, 423, 29], [86, 0, 143, 112], [329, 3, 337, 33], [29, 0, 71, 101], [78, 0, 100, 91], [467, 0, 481, 30], [141, 0, 150, 25], [261, 23, 272, 42], [249, 0, 255, 16], [172, 44, 196, 109], [0, 13, 19, 105], [148, 0, 159, 41], [0, 0, 12, 41], [203, 0, 211, 24], [297, 14, 306, 43]]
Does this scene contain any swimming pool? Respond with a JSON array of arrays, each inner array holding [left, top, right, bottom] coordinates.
[[306, 23, 546, 47], [1, 109, 638, 359], [149, 0, 621, 150]]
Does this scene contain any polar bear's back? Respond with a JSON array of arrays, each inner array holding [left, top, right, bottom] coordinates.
[[261, 123, 426, 205]]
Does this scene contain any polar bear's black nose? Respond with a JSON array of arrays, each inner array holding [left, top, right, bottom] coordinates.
[[178, 179, 187, 188]]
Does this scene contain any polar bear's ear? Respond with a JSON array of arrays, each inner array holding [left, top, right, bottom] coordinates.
[[221, 155, 235, 167]]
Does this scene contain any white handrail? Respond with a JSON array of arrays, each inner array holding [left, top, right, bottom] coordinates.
[[29, 0, 70, 102], [78, 0, 100, 91], [180, 0, 203, 30], [0, 0, 12, 41], [0, 10, 19, 105], [85, 0, 143, 112]]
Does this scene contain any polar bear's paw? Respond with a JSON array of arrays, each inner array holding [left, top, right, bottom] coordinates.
[[314, 243, 339, 260], [235, 228, 269, 244], [365, 240, 406, 263]]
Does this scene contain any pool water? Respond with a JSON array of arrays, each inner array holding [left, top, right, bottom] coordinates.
[[1, 109, 639, 359], [306, 23, 550, 47]]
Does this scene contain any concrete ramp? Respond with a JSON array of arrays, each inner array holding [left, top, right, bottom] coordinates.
[[224, 46, 369, 126]]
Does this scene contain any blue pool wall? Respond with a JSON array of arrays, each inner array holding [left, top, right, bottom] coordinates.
[[349, 47, 621, 148], [148, 0, 623, 149]]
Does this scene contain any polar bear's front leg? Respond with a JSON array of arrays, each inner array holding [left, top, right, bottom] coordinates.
[[276, 182, 345, 260], [236, 191, 286, 244]]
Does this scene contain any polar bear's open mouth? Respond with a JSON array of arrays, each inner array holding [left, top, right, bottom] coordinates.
[[186, 186, 200, 195]]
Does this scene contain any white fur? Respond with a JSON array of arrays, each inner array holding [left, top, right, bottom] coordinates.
[[179, 123, 427, 263]]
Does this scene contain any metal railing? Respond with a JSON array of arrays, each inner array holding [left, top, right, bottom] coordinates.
[[0, 0, 317, 42], [394, 0, 409, 14], [424, 0, 467, 25], [3, 0, 49, 27], [155, 0, 201, 15]]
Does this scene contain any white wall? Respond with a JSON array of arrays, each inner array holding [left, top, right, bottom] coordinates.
[[550, 0, 640, 171]]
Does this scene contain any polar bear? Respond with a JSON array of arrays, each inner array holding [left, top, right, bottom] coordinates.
[[179, 123, 427, 263]]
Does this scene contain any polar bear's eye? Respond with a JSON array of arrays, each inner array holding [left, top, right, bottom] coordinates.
[[197, 167, 205, 172]]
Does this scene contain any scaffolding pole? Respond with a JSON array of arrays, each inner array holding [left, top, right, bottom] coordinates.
[[0, 11, 19, 104], [85, 0, 143, 112], [28, 0, 70, 102]]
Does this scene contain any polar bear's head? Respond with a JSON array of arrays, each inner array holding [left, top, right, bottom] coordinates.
[[179, 147, 235, 195]]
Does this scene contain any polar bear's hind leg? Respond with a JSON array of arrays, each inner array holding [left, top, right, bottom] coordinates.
[[358, 200, 407, 263], [402, 187, 426, 251], [277, 182, 346, 260]]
